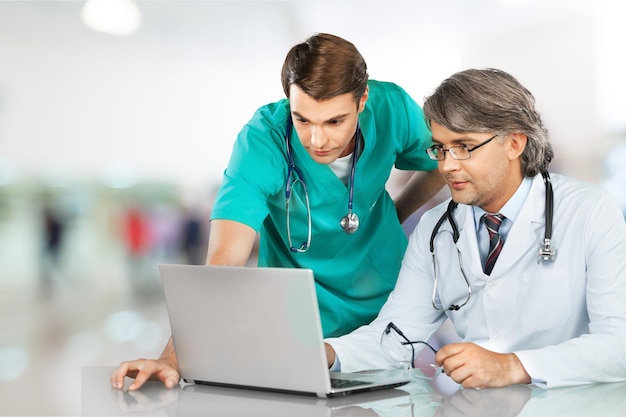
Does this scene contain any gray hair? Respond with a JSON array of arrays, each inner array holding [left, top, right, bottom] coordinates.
[[423, 68, 553, 177]]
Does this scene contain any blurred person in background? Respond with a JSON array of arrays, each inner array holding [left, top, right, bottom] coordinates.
[[120, 202, 153, 294], [324, 68, 626, 389], [111, 32, 444, 390], [179, 206, 208, 265], [40, 196, 67, 298]]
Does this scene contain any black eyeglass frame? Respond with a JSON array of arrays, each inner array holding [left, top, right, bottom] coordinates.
[[426, 134, 499, 161], [382, 322, 438, 370]]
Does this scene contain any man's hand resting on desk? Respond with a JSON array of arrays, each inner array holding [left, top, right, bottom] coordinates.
[[436, 342, 531, 389], [110, 337, 180, 391], [110, 358, 180, 391], [326, 341, 531, 388]]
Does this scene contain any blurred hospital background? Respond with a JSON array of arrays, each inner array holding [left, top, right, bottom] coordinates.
[[1, 0, 625, 415]]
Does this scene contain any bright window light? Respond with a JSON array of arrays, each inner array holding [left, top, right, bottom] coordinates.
[[81, 0, 142, 37]]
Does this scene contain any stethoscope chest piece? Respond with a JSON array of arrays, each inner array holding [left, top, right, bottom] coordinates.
[[340, 211, 359, 234]]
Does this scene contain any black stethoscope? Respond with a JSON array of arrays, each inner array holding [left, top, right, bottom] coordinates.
[[429, 170, 557, 311], [284, 118, 360, 252]]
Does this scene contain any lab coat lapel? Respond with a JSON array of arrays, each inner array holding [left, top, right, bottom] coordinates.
[[493, 174, 545, 276], [455, 204, 487, 280]]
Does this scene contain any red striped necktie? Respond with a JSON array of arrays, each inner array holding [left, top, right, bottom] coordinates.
[[482, 213, 505, 275]]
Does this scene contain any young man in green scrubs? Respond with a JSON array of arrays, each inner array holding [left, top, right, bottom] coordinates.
[[111, 33, 444, 391]]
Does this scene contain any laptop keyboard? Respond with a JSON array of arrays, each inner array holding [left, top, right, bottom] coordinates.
[[330, 378, 370, 389]]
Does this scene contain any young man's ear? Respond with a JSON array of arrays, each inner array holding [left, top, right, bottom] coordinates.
[[357, 86, 369, 113]]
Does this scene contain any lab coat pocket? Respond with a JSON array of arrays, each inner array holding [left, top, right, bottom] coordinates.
[[520, 268, 571, 330]]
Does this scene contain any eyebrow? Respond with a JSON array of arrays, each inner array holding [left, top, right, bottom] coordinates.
[[291, 111, 351, 123], [432, 136, 484, 145]]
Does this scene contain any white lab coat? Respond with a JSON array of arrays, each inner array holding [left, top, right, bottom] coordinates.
[[326, 173, 626, 388]]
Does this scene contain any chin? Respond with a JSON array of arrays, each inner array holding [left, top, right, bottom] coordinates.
[[309, 153, 336, 165], [450, 191, 478, 207]]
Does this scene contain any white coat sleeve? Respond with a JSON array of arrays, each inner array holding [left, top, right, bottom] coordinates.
[[326, 211, 448, 372]]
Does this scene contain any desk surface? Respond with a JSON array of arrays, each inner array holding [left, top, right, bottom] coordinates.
[[82, 366, 626, 416]]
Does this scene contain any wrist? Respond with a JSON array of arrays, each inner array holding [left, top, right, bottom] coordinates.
[[158, 339, 179, 370], [507, 353, 531, 385], [325, 343, 336, 368]]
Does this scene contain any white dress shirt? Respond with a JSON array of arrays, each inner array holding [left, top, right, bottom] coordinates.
[[326, 173, 626, 388]]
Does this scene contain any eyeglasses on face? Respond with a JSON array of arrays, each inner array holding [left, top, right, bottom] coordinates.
[[426, 134, 498, 161]]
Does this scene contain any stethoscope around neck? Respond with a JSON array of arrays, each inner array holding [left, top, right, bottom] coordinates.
[[429, 170, 556, 311], [284, 118, 360, 253]]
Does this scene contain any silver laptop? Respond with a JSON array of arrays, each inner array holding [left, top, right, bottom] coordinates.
[[159, 264, 410, 398]]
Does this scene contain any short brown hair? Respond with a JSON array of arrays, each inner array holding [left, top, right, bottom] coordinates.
[[281, 33, 368, 103]]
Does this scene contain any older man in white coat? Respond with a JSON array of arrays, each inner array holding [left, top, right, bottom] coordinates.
[[324, 68, 626, 389]]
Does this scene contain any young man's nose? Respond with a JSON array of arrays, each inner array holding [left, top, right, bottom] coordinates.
[[310, 126, 328, 148]]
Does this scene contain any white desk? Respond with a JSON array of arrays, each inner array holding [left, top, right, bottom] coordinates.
[[82, 366, 626, 416]]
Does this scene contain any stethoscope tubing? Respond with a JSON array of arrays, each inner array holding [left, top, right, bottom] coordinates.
[[429, 171, 555, 311], [284, 117, 360, 240]]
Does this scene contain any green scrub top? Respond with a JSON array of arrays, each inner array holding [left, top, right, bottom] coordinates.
[[211, 80, 437, 337]]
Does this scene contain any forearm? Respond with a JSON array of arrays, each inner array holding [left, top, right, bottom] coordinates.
[[394, 170, 445, 224], [205, 219, 257, 265], [514, 335, 626, 388]]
